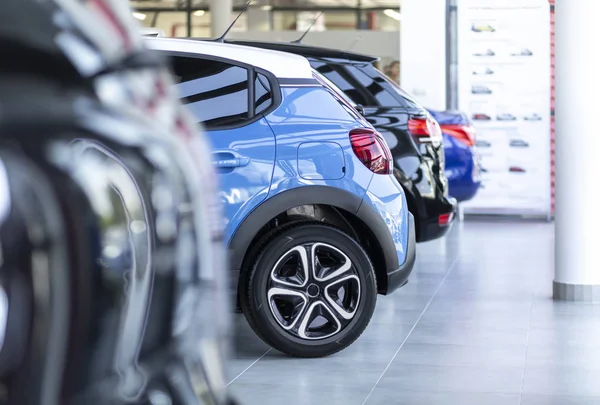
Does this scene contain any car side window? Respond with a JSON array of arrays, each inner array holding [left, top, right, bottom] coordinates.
[[169, 56, 250, 129], [312, 70, 364, 122], [254, 72, 272, 115]]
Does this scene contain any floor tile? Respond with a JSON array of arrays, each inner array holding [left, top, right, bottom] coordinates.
[[390, 342, 526, 368], [357, 320, 414, 344], [529, 312, 600, 331], [233, 357, 383, 388], [230, 383, 370, 405], [523, 366, 600, 397], [527, 327, 600, 349], [377, 363, 524, 394], [521, 394, 600, 405], [365, 389, 521, 405], [526, 344, 600, 371], [405, 321, 530, 348]]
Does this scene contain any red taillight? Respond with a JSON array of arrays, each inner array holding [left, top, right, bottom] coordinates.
[[441, 124, 477, 147], [408, 118, 443, 145], [408, 118, 430, 136], [438, 212, 454, 226], [349, 128, 393, 175]]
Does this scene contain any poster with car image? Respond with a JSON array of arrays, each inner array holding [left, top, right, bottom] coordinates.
[[457, 0, 551, 216]]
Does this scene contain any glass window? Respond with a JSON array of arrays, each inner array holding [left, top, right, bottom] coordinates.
[[359, 64, 423, 110], [311, 62, 370, 106], [169, 56, 250, 129], [345, 65, 398, 107], [254, 72, 273, 115], [312, 70, 363, 122]]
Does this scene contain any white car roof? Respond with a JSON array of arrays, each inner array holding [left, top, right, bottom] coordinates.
[[145, 37, 314, 80]]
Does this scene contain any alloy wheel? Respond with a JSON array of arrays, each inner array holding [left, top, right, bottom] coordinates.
[[266, 242, 361, 340]]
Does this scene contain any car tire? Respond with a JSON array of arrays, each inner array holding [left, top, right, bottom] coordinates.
[[240, 221, 377, 358]]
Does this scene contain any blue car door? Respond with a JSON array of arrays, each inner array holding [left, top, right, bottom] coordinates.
[[169, 55, 276, 242]]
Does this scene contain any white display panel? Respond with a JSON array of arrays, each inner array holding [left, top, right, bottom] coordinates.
[[457, 0, 552, 216]]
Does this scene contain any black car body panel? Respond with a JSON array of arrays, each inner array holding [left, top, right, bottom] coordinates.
[[229, 40, 456, 242]]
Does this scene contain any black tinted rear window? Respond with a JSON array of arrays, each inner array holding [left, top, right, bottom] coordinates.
[[310, 59, 422, 110], [358, 64, 422, 109], [310, 60, 371, 106]]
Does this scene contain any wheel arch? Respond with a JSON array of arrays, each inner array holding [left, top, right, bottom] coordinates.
[[227, 185, 400, 295]]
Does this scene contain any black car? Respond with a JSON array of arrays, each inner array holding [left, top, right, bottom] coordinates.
[[0, 0, 235, 403], [227, 40, 456, 242]]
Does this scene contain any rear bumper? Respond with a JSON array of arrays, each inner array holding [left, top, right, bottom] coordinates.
[[384, 212, 417, 294], [417, 196, 457, 242]]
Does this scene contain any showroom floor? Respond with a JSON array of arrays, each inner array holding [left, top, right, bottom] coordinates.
[[227, 220, 600, 405]]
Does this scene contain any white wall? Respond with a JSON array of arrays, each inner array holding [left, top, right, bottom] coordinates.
[[400, 0, 447, 110]]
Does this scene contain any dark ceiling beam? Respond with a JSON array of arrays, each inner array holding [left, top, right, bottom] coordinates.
[[133, 6, 397, 12], [133, 5, 399, 13]]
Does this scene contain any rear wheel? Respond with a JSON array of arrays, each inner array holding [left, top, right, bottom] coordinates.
[[240, 221, 377, 358]]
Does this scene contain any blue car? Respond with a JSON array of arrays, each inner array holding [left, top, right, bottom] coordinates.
[[147, 38, 417, 358], [427, 109, 482, 202]]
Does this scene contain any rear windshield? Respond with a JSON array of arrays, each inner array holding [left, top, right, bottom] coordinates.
[[310, 59, 422, 110]]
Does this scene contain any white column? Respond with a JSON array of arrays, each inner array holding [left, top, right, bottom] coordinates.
[[210, 0, 233, 38], [399, 0, 447, 110], [554, 0, 600, 301]]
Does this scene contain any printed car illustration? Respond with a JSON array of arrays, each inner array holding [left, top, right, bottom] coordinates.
[[524, 113, 542, 121], [511, 48, 533, 56], [497, 113, 517, 121], [472, 85, 493, 94], [509, 139, 529, 148], [471, 23, 496, 32], [473, 49, 495, 57], [472, 113, 492, 121], [473, 67, 494, 75]]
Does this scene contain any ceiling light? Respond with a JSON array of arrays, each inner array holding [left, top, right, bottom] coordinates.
[[260, 5, 272, 11], [193, 10, 205, 16], [383, 9, 401, 21], [132, 12, 147, 21]]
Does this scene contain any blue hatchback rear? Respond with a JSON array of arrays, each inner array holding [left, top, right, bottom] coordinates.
[[428, 109, 482, 202], [147, 37, 416, 358]]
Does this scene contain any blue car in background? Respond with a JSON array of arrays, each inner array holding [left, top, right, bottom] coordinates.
[[146, 37, 417, 359], [428, 109, 482, 202]]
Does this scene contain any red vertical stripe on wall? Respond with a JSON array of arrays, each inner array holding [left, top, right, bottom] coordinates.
[[549, 0, 555, 215]]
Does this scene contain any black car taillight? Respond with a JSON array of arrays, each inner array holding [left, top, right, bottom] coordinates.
[[408, 117, 443, 145], [349, 128, 393, 175]]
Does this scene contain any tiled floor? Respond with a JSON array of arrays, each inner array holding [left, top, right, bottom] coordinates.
[[227, 220, 600, 405]]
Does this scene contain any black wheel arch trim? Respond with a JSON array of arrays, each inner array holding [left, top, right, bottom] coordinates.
[[227, 185, 401, 276]]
